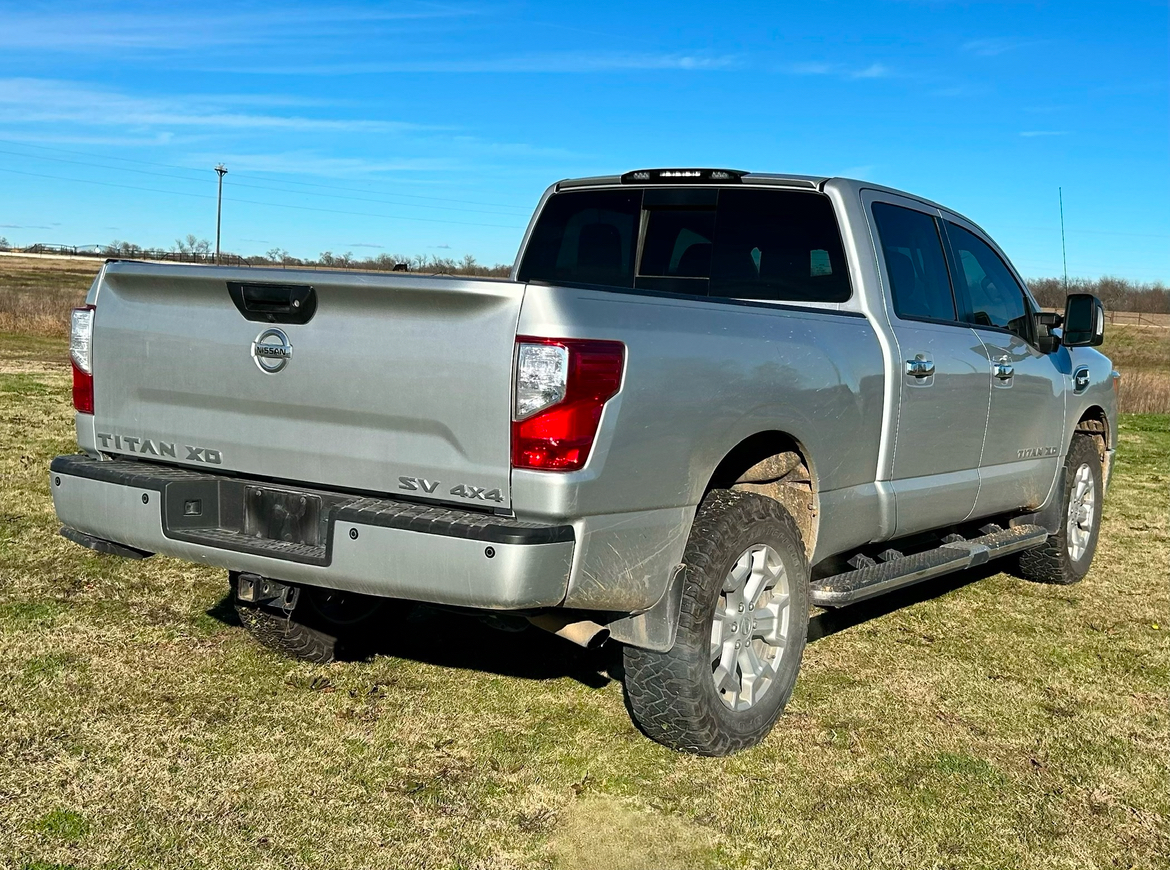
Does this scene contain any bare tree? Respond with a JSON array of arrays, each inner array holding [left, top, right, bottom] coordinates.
[[175, 234, 212, 257]]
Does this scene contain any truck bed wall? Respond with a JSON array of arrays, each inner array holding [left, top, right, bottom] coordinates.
[[515, 283, 886, 610]]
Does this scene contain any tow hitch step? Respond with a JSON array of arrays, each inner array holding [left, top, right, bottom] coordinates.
[[811, 524, 1049, 607]]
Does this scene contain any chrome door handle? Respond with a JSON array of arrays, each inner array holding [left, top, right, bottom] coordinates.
[[906, 357, 935, 378], [994, 360, 1014, 380]]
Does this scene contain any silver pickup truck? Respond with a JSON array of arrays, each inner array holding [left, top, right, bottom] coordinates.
[[51, 168, 1118, 756]]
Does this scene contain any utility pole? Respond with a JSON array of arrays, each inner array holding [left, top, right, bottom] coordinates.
[[214, 164, 228, 265], [1058, 187, 1068, 293]]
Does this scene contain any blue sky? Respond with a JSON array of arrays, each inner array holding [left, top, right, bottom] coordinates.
[[0, 0, 1166, 280]]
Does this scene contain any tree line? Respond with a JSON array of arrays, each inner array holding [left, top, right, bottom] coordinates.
[[1027, 277, 1169, 314], [2, 234, 1166, 307]]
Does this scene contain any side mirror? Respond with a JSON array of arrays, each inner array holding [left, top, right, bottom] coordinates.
[[1062, 293, 1105, 347], [1034, 310, 1062, 353]]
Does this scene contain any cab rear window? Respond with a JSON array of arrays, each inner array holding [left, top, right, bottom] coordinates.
[[517, 187, 851, 304]]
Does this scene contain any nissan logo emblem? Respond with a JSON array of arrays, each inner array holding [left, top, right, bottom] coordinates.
[[251, 327, 293, 374]]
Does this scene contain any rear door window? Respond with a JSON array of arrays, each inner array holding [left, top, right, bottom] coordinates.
[[708, 189, 851, 303], [870, 202, 958, 322], [517, 189, 640, 288], [519, 187, 852, 303]]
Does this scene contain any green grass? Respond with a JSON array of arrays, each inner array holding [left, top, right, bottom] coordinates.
[[0, 343, 1168, 869]]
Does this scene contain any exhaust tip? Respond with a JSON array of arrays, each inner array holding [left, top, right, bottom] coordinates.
[[527, 614, 610, 650], [585, 627, 610, 651]]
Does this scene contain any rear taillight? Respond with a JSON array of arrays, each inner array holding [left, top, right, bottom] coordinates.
[[512, 337, 625, 472], [70, 305, 95, 414]]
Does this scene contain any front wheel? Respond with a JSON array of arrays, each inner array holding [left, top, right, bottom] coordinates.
[[621, 490, 810, 756], [1015, 434, 1104, 585]]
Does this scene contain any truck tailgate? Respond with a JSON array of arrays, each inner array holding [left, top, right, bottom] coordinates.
[[90, 262, 521, 508]]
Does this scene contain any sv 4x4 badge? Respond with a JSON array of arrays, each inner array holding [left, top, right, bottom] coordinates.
[[399, 476, 504, 503]]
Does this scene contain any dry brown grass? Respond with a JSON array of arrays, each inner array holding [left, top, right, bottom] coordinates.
[[0, 255, 100, 337], [1118, 370, 1170, 414], [1100, 322, 1170, 413]]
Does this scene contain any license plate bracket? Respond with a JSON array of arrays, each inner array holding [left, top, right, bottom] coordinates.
[[243, 486, 322, 546]]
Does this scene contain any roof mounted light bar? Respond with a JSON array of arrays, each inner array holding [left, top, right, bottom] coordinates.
[[620, 168, 747, 185]]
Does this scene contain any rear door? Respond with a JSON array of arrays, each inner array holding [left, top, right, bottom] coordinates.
[[91, 263, 522, 508], [941, 218, 1066, 515], [865, 192, 991, 536]]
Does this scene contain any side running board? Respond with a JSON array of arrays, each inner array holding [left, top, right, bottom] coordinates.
[[811, 524, 1049, 608]]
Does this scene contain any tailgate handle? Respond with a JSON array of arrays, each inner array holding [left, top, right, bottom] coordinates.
[[227, 282, 317, 324]]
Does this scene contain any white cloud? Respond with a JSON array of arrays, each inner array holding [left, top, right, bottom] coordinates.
[[787, 62, 836, 76], [0, 4, 476, 52], [0, 78, 432, 135], [851, 63, 892, 79], [190, 152, 456, 176], [963, 37, 1041, 57], [783, 62, 893, 80], [221, 53, 740, 75]]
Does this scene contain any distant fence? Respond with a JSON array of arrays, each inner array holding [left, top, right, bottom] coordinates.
[[0, 244, 509, 277], [10, 244, 253, 267], [1043, 307, 1168, 329], [1105, 310, 1169, 328]]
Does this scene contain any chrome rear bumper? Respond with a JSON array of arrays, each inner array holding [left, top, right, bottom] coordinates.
[[50, 456, 574, 609]]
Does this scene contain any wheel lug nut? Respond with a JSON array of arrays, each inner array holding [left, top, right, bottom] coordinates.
[[735, 641, 741, 649], [748, 604, 754, 611], [738, 604, 744, 612]]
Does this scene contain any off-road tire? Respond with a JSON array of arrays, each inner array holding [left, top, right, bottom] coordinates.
[[1015, 434, 1103, 585], [621, 490, 810, 756], [231, 572, 390, 663]]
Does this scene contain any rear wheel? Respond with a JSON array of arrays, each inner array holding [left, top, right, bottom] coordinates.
[[1016, 434, 1103, 585], [621, 490, 810, 756], [231, 572, 392, 663]]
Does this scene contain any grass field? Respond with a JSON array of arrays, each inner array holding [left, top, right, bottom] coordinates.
[[0, 257, 1169, 867]]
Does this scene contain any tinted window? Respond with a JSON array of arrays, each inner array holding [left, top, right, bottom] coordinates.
[[517, 189, 640, 288], [871, 203, 956, 322], [639, 207, 716, 279], [519, 187, 851, 303], [946, 222, 1031, 339], [708, 190, 851, 303]]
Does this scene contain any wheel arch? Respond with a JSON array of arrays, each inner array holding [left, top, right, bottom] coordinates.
[[1074, 404, 1109, 460], [704, 430, 819, 558], [608, 431, 820, 653]]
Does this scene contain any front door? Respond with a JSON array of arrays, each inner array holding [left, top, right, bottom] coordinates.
[[867, 195, 991, 536], [942, 219, 1066, 516]]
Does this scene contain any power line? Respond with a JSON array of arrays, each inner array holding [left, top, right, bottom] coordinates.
[[0, 138, 535, 212], [0, 166, 526, 230], [0, 147, 531, 217], [4, 140, 1165, 240], [226, 170, 533, 212]]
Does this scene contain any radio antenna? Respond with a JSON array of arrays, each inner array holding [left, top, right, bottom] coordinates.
[[1059, 187, 1068, 292]]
